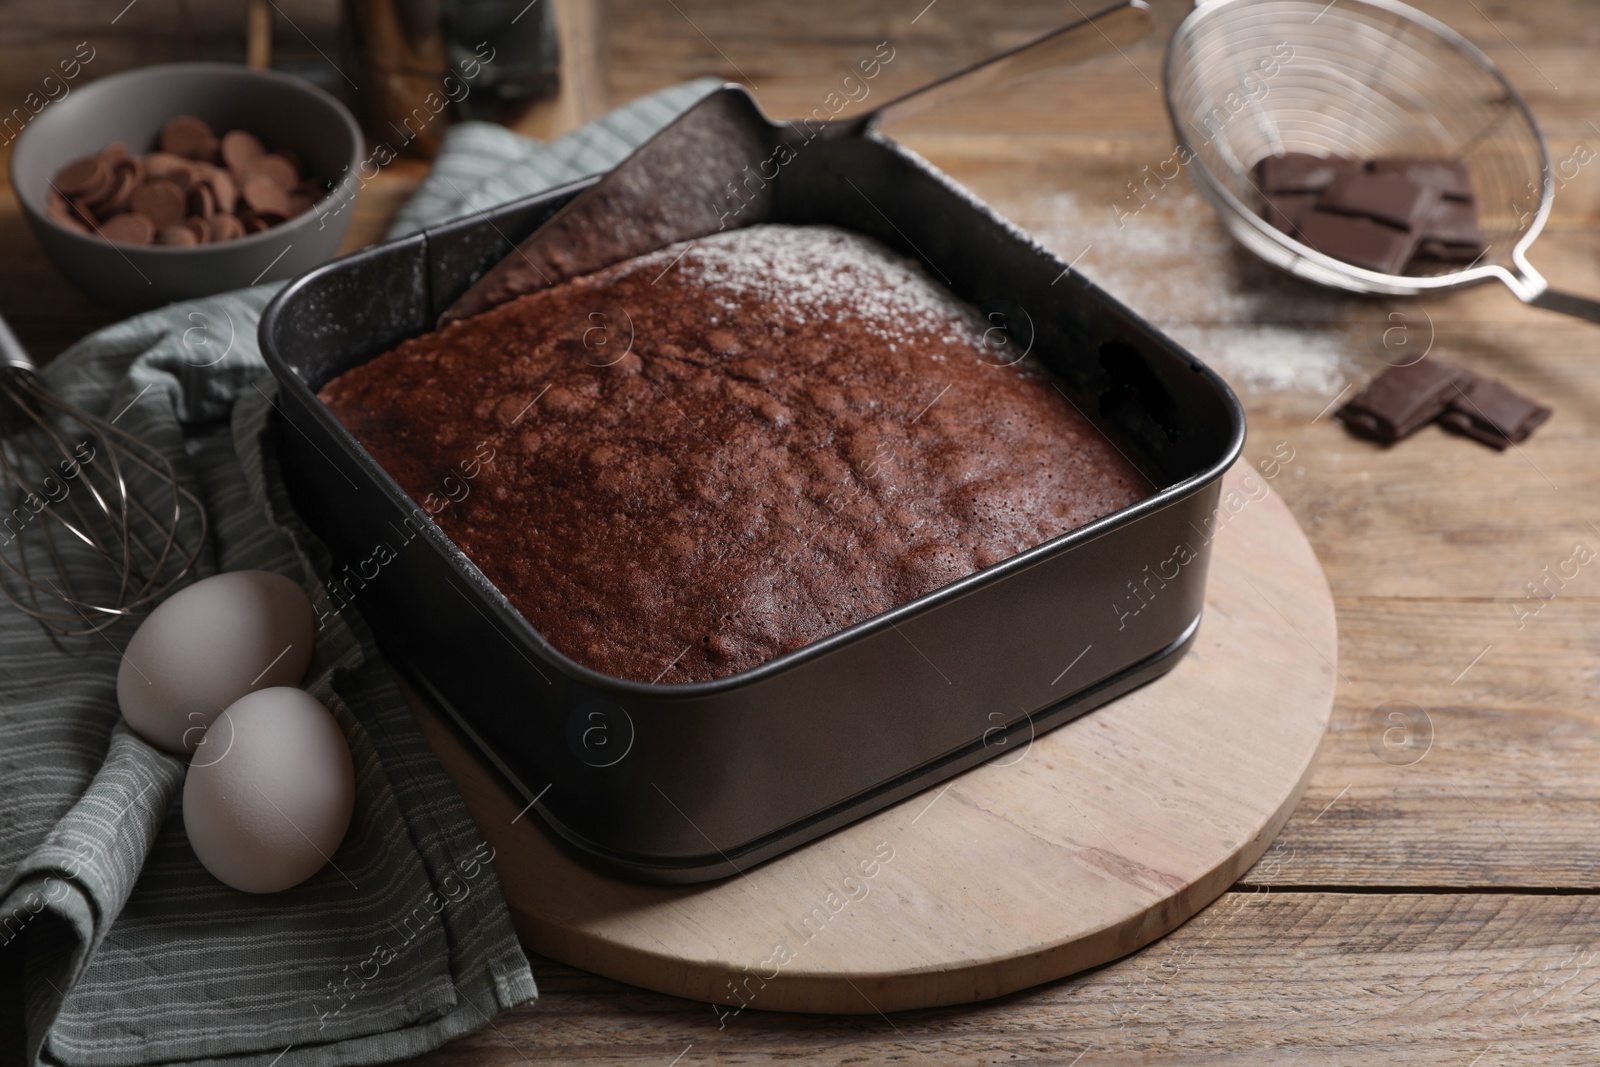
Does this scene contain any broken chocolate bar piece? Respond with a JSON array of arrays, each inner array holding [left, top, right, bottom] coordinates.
[[1421, 198, 1482, 244], [1439, 375, 1551, 450], [1368, 157, 1475, 202], [1254, 152, 1359, 194], [1317, 171, 1443, 231], [1254, 153, 1487, 274], [1415, 238, 1485, 262], [1261, 191, 1316, 235], [1298, 209, 1419, 274], [1336, 359, 1472, 444], [1413, 198, 1486, 262]]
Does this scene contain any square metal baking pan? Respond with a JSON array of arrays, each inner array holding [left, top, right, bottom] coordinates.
[[260, 129, 1245, 884]]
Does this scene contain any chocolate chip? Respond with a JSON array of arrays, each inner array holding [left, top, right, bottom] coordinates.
[[101, 212, 155, 245], [274, 148, 304, 176], [206, 168, 238, 215], [68, 197, 99, 230], [49, 120, 314, 246], [1439, 375, 1551, 450], [99, 166, 141, 215], [48, 190, 89, 233], [189, 181, 216, 219], [220, 129, 266, 172], [145, 152, 193, 187], [241, 174, 291, 217], [81, 164, 122, 210], [112, 154, 145, 185], [243, 153, 298, 191], [214, 213, 246, 241], [55, 156, 109, 199], [160, 115, 218, 163], [157, 224, 199, 246], [184, 215, 212, 244], [1336, 359, 1471, 444], [131, 179, 187, 229]]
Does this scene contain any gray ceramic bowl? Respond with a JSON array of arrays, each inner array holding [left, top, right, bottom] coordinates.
[[10, 62, 364, 312]]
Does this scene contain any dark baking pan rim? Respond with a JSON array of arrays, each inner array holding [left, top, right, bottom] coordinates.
[[413, 613, 1201, 881], [262, 186, 1245, 698]]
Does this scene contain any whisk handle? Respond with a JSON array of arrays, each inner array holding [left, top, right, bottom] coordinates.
[[0, 314, 37, 374], [1527, 288, 1600, 326]]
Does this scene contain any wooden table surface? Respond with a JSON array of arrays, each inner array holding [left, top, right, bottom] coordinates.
[[4, 0, 1599, 1062]]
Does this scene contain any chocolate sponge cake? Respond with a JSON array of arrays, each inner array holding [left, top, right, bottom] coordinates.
[[318, 224, 1152, 683]]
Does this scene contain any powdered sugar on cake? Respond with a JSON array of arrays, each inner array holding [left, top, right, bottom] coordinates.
[[623, 224, 987, 350]]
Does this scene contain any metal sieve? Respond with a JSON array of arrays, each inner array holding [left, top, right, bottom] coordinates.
[[1164, 0, 1600, 323]]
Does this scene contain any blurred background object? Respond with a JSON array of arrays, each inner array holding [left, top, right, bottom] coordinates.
[[343, 0, 560, 155], [444, 0, 562, 117]]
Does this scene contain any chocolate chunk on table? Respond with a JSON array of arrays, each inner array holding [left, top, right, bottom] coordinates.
[[1439, 375, 1552, 450], [1298, 209, 1419, 274], [1336, 359, 1471, 444]]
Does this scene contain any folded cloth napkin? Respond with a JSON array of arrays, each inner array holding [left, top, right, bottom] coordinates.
[[0, 78, 718, 1067]]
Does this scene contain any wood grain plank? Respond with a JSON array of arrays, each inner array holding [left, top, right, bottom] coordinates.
[[401, 892, 1600, 1065], [597, 0, 1600, 135], [1239, 416, 1600, 601], [1246, 595, 1600, 888]]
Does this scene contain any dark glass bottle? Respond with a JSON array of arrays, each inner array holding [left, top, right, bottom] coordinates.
[[342, 0, 560, 156]]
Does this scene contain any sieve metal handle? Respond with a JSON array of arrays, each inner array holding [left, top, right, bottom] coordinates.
[[1498, 256, 1600, 326], [1526, 289, 1600, 326], [850, 0, 1156, 133]]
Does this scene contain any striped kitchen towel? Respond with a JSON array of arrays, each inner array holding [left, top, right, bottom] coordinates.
[[0, 80, 714, 1067]]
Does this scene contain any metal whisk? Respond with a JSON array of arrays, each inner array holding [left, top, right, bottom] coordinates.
[[0, 314, 205, 637], [1165, 0, 1600, 323]]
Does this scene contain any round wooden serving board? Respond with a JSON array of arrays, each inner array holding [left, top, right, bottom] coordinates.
[[407, 461, 1337, 1014]]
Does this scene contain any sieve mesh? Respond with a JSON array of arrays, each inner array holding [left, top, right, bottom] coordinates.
[[1164, 0, 1550, 295]]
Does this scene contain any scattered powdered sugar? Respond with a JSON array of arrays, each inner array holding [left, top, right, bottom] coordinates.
[[634, 225, 985, 348], [1163, 323, 1352, 395], [610, 202, 1361, 396], [1020, 188, 1361, 394]]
